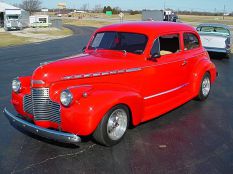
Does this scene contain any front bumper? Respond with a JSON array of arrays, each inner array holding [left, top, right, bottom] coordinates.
[[3, 108, 81, 144]]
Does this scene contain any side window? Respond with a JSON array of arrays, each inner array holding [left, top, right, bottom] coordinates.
[[159, 34, 180, 56], [183, 33, 200, 50]]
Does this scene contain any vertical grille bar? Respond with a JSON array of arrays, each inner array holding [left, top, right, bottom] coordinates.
[[23, 95, 33, 115]]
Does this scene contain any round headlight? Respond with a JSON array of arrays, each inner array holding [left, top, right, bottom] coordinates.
[[12, 78, 21, 93], [60, 90, 73, 107]]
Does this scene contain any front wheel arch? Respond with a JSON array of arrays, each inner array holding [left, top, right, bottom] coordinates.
[[92, 104, 131, 146]]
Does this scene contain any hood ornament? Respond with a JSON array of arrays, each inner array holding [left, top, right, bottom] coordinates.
[[40, 61, 54, 66]]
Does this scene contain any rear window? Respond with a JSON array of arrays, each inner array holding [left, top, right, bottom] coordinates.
[[183, 33, 200, 50], [197, 26, 230, 35], [89, 32, 148, 54]]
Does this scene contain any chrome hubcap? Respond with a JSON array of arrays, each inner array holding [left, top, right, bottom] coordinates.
[[107, 109, 128, 141], [202, 77, 211, 97]]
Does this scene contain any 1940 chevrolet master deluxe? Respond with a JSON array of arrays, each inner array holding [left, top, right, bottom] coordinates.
[[4, 22, 217, 146]]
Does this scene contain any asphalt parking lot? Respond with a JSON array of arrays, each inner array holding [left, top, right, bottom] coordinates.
[[0, 26, 233, 174]]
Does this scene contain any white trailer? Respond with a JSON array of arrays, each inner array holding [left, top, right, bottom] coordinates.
[[4, 9, 22, 30], [29, 15, 51, 28]]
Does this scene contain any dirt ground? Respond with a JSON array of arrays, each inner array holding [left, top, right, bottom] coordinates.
[[0, 28, 4, 32], [7, 27, 72, 42]]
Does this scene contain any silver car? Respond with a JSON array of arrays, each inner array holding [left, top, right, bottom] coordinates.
[[197, 23, 231, 58]]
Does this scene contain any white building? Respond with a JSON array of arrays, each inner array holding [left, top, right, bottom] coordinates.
[[0, 2, 29, 28]]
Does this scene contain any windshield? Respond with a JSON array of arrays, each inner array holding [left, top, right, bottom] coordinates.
[[88, 32, 148, 54], [197, 26, 230, 35], [8, 15, 19, 20]]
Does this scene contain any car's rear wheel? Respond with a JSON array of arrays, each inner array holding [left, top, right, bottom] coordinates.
[[197, 72, 211, 101], [93, 105, 129, 146]]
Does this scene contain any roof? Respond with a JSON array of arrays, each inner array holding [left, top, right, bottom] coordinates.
[[0, 2, 21, 12], [197, 23, 230, 30], [97, 21, 196, 35]]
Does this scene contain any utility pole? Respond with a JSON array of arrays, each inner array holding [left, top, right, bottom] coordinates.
[[164, 0, 166, 11], [223, 5, 226, 20]]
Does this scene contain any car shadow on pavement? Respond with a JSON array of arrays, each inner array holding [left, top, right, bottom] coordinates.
[[10, 123, 94, 149], [208, 52, 231, 60]]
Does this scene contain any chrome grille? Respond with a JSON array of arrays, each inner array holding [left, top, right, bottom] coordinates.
[[23, 88, 61, 124], [10, 21, 18, 27], [23, 94, 33, 115]]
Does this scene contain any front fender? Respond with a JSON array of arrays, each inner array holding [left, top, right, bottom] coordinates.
[[12, 76, 32, 118], [59, 84, 144, 136]]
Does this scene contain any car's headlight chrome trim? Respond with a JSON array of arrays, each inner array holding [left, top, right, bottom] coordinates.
[[12, 78, 21, 93], [60, 89, 73, 107]]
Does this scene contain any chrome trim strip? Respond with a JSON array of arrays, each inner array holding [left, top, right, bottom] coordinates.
[[126, 67, 142, 73], [68, 84, 92, 90], [144, 83, 189, 100], [62, 67, 142, 80], [3, 108, 81, 144]]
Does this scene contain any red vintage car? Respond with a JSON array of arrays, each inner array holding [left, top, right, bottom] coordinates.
[[4, 22, 217, 146]]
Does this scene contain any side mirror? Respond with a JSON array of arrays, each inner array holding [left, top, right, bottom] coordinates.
[[151, 53, 161, 59], [148, 52, 161, 61], [82, 46, 86, 53]]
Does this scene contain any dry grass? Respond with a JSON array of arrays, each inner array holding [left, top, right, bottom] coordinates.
[[179, 15, 233, 26], [1, 13, 233, 48], [63, 19, 114, 28], [0, 32, 30, 47], [30, 27, 73, 36], [94, 13, 141, 21], [0, 27, 72, 48]]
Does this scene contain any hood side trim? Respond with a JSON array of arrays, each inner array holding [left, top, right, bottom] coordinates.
[[62, 67, 142, 80]]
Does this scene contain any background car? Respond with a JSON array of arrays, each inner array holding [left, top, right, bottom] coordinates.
[[197, 23, 231, 58]]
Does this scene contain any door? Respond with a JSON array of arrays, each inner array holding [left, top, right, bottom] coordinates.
[[143, 33, 189, 121]]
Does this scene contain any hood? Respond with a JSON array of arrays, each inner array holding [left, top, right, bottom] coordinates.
[[32, 51, 143, 87]]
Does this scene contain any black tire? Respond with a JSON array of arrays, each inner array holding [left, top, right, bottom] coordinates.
[[93, 104, 129, 146], [197, 72, 211, 101], [226, 53, 230, 59]]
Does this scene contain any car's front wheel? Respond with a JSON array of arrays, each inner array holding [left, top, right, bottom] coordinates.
[[197, 72, 211, 101], [93, 105, 129, 146]]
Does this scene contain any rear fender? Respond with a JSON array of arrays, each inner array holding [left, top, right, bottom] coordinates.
[[191, 58, 217, 96]]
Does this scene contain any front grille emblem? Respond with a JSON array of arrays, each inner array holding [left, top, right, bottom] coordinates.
[[31, 80, 45, 85]]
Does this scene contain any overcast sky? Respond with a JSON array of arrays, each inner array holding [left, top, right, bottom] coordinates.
[[3, 0, 233, 12]]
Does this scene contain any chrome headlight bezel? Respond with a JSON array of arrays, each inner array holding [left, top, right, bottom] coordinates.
[[12, 78, 21, 93], [60, 89, 73, 107]]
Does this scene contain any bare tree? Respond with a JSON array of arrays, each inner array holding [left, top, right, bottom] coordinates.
[[93, 4, 103, 13], [19, 0, 42, 15], [80, 3, 88, 11]]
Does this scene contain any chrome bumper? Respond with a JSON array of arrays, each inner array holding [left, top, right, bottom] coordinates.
[[3, 108, 81, 144], [205, 47, 231, 54]]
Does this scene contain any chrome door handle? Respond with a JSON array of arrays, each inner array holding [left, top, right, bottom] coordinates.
[[181, 60, 187, 66]]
